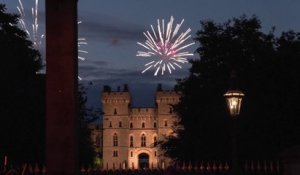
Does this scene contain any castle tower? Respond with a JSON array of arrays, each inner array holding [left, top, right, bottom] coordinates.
[[101, 84, 180, 170], [102, 85, 131, 169], [155, 85, 181, 166]]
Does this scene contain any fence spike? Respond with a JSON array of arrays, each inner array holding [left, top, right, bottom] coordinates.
[[218, 162, 223, 172], [257, 161, 261, 172], [42, 165, 46, 174], [87, 165, 92, 172], [175, 162, 179, 170], [200, 162, 204, 172], [193, 162, 198, 171], [21, 163, 27, 175], [264, 160, 268, 173], [250, 160, 255, 172], [80, 165, 86, 173], [206, 162, 211, 172], [34, 163, 40, 174], [212, 162, 217, 172], [28, 164, 33, 173], [244, 161, 249, 172], [276, 160, 280, 173], [224, 162, 229, 172], [182, 162, 186, 170], [188, 161, 192, 170], [270, 161, 274, 173]]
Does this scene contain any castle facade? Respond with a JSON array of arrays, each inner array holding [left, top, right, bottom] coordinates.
[[101, 84, 180, 169]]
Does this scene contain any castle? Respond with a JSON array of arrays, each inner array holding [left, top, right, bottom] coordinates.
[[100, 84, 180, 169]]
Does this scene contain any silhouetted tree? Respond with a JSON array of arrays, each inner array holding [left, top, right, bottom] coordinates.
[[78, 84, 98, 166], [161, 15, 300, 163], [0, 3, 43, 163]]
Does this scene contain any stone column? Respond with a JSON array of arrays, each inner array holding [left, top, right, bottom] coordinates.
[[46, 0, 78, 174]]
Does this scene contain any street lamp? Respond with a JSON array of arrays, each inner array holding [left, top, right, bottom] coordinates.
[[224, 90, 244, 118], [224, 72, 244, 175]]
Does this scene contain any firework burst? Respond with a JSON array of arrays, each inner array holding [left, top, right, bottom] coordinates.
[[137, 16, 195, 76], [17, 0, 44, 48]]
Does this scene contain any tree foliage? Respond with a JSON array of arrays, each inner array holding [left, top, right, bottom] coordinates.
[[161, 15, 300, 163], [78, 84, 98, 166], [0, 4, 43, 163]]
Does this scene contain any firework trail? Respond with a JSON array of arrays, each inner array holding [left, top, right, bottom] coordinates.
[[137, 16, 195, 76]]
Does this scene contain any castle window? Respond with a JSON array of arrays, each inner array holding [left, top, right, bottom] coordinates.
[[96, 135, 101, 147], [113, 150, 118, 157], [142, 122, 145, 128], [131, 151, 133, 157], [141, 134, 146, 147], [109, 121, 112, 128], [164, 120, 168, 127], [130, 136, 133, 147], [154, 151, 157, 157], [130, 122, 133, 128], [153, 122, 157, 128], [169, 107, 173, 114], [113, 133, 118, 146], [114, 108, 117, 115], [119, 121, 122, 127], [153, 136, 157, 147]]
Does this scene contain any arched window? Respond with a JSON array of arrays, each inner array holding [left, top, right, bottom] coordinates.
[[142, 122, 145, 128], [130, 136, 133, 147], [131, 151, 133, 157], [153, 136, 157, 147], [153, 122, 157, 128], [113, 150, 118, 157], [113, 133, 118, 146], [114, 108, 117, 114], [141, 134, 146, 147], [119, 121, 122, 127], [109, 121, 112, 128], [164, 120, 168, 127], [130, 122, 133, 128]]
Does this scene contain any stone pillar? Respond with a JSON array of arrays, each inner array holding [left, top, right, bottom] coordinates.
[[46, 0, 78, 174]]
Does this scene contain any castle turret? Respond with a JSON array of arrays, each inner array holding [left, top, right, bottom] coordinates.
[[102, 85, 131, 169]]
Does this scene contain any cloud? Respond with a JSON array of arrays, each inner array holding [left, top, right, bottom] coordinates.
[[78, 12, 145, 45], [79, 60, 190, 86]]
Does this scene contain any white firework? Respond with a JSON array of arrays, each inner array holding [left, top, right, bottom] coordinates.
[[137, 16, 195, 76], [17, 1, 88, 80], [77, 21, 88, 80], [17, 0, 44, 48]]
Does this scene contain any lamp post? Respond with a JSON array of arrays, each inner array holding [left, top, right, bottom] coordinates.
[[224, 82, 244, 175]]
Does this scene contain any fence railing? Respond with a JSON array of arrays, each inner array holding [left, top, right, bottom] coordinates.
[[1, 160, 282, 175]]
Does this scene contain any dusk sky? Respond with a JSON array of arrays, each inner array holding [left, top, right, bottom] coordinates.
[[2, 0, 300, 109]]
